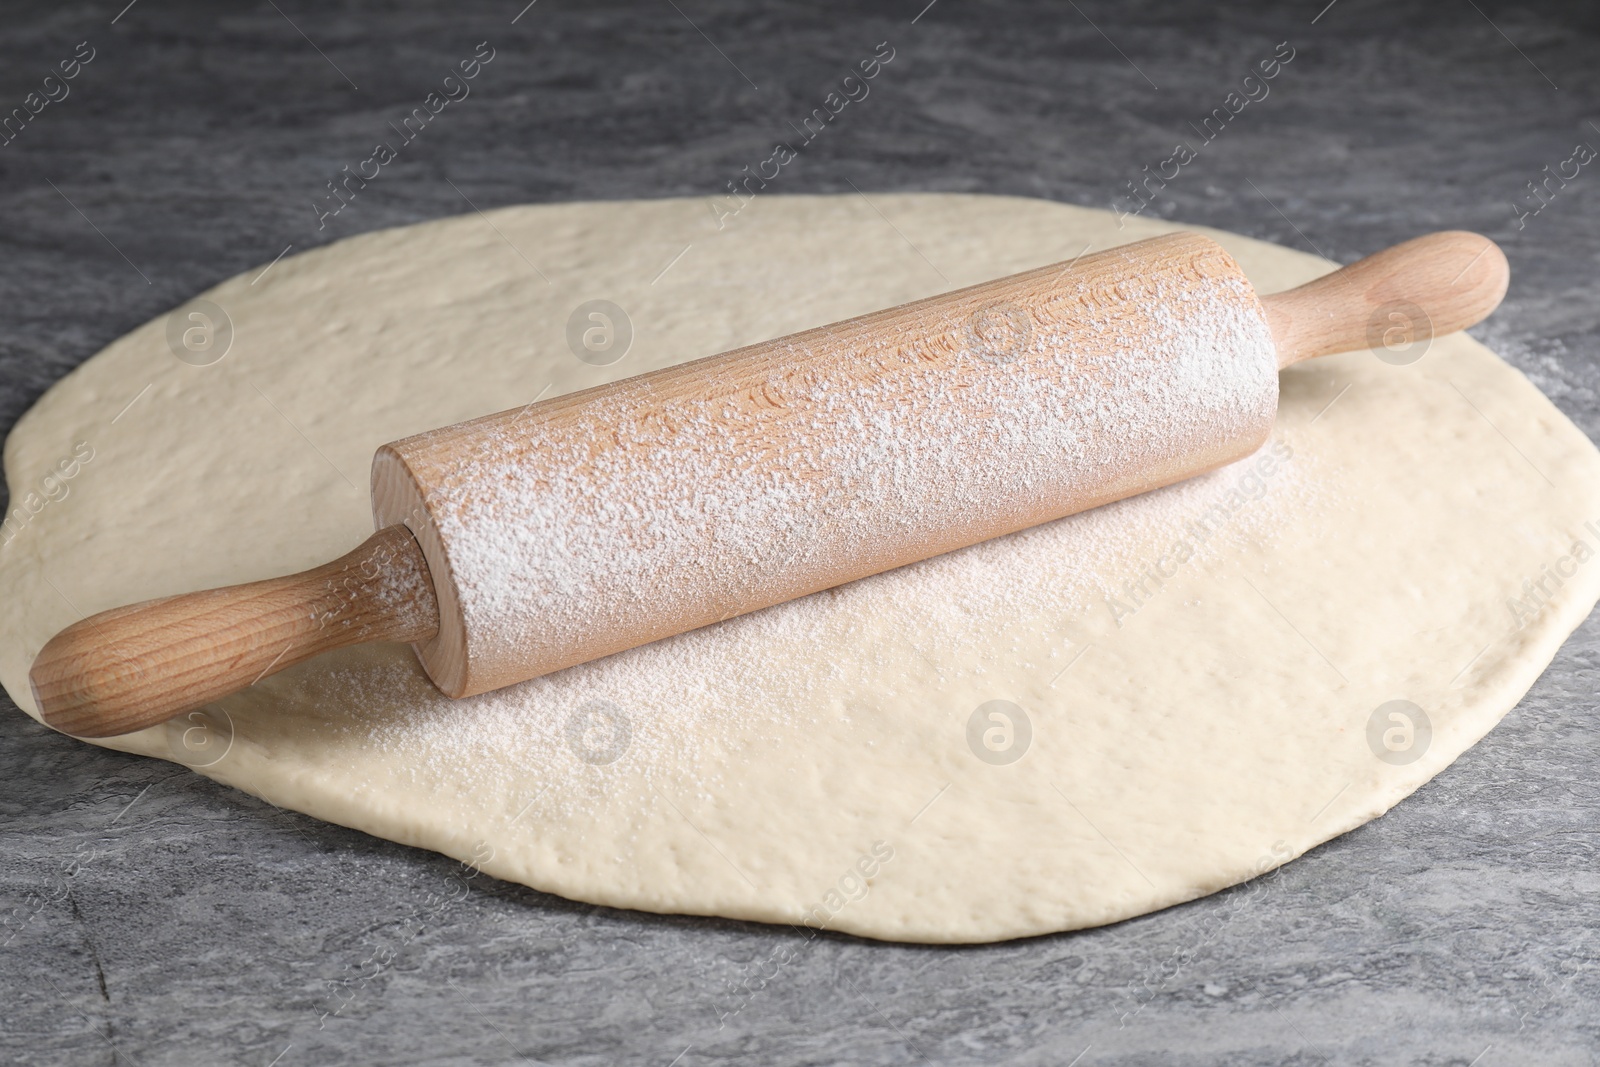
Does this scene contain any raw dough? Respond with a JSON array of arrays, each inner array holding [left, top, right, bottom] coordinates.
[[3, 195, 1597, 943]]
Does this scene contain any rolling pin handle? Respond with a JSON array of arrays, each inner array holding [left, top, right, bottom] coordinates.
[[1260, 231, 1510, 368], [28, 525, 440, 739]]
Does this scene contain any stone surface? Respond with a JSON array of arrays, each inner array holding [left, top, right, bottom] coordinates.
[[2, 1, 1599, 1064]]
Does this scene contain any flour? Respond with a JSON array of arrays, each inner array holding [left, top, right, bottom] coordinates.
[[400, 241, 1279, 697]]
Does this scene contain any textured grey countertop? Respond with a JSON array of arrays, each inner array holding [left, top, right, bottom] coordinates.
[[3, 2, 1599, 1064]]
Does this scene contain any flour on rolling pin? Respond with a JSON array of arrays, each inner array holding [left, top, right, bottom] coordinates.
[[373, 235, 1277, 698]]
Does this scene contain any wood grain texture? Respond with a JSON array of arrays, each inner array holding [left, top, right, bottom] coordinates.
[[1262, 231, 1509, 368], [29, 230, 1510, 734], [30, 525, 439, 737], [375, 231, 1278, 698]]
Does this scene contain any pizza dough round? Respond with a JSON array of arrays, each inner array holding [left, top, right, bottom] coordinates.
[[3, 194, 1597, 944]]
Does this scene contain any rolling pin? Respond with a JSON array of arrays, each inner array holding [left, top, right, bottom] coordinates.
[[30, 230, 1509, 738]]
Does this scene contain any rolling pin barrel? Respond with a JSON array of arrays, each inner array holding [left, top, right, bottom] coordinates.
[[28, 230, 1510, 737], [376, 232, 1283, 698]]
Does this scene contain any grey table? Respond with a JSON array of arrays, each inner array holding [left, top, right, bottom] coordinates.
[[3, 2, 1598, 1064]]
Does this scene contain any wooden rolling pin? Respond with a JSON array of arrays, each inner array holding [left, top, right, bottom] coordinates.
[[31, 230, 1509, 738]]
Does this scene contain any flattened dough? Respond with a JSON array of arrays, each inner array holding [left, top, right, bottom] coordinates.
[[3, 194, 1598, 943]]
